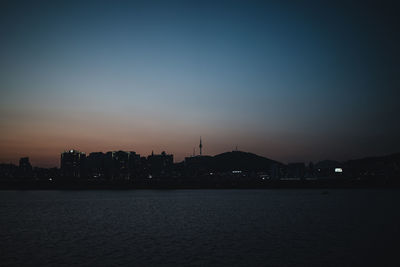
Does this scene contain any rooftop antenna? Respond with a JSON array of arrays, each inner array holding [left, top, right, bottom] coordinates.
[[199, 136, 203, 156]]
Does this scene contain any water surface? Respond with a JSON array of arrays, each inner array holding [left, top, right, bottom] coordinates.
[[0, 189, 399, 266]]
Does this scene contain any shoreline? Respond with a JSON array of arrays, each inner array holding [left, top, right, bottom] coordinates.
[[1, 179, 399, 190]]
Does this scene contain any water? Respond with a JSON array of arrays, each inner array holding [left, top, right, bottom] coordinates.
[[0, 189, 399, 266]]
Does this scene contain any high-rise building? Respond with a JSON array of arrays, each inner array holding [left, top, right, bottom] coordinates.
[[147, 151, 173, 177], [19, 157, 32, 173], [15, 157, 33, 179], [87, 152, 106, 179], [60, 150, 86, 178], [101, 151, 141, 180]]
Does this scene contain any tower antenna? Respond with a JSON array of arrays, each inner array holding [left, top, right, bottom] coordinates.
[[199, 137, 203, 156]]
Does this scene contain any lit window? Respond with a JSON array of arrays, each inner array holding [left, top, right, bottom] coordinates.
[[335, 168, 343, 173]]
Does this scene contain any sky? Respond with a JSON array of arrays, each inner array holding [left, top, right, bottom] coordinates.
[[0, 0, 399, 167]]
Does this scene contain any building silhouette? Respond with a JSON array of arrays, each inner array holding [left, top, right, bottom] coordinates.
[[147, 151, 173, 177], [86, 151, 141, 180], [107, 151, 140, 180], [1, 146, 399, 187], [87, 152, 106, 179], [18, 157, 32, 178], [0, 163, 18, 179], [60, 150, 86, 178], [286, 163, 306, 180]]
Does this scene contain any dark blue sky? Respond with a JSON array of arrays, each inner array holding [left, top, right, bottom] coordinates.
[[0, 0, 399, 166]]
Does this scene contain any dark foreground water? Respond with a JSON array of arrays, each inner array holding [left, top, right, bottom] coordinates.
[[0, 190, 399, 267]]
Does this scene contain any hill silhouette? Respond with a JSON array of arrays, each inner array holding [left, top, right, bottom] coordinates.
[[315, 160, 342, 169], [344, 153, 400, 176], [211, 151, 281, 172]]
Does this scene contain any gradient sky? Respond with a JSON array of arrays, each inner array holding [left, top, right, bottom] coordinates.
[[1, 0, 399, 167]]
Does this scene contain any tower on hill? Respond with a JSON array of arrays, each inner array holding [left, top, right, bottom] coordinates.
[[199, 137, 203, 156]]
